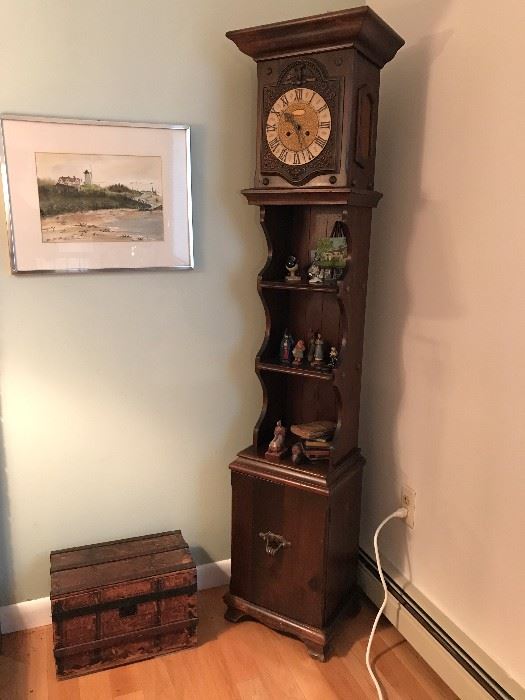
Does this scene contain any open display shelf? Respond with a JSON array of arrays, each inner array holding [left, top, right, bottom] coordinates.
[[258, 280, 338, 293], [250, 202, 373, 475], [256, 360, 333, 380], [224, 7, 404, 662]]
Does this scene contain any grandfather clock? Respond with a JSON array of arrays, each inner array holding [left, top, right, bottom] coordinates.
[[224, 7, 404, 660]]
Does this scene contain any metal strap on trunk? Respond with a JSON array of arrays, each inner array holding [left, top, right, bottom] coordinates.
[[52, 583, 197, 621]]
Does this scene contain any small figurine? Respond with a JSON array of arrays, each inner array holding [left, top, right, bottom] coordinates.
[[311, 332, 325, 366], [265, 420, 288, 461], [279, 329, 294, 364], [291, 441, 305, 465], [307, 259, 324, 285], [268, 420, 286, 453], [292, 339, 305, 365], [328, 346, 338, 369], [285, 255, 300, 283], [307, 329, 316, 364]]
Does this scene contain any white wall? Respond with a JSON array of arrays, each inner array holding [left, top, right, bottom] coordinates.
[[359, 0, 525, 689]]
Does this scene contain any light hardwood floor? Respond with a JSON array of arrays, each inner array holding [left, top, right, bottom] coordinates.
[[0, 586, 457, 699]]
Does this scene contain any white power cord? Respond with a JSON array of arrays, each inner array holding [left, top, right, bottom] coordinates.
[[365, 507, 408, 700]]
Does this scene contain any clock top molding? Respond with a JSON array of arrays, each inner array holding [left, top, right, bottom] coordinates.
[[225, 6, 404, 68], [227, 7, 404, 195]]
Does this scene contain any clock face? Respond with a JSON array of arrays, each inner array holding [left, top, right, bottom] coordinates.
[[265, 87, 332, 167]]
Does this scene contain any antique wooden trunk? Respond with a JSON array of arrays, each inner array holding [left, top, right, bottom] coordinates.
[[50, 530, 197, 679]]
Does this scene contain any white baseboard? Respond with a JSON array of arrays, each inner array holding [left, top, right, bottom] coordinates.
[[0, 596, 52, 635], [0, 558, 231, 635], [196, 558, 231, 591], [358, 558, 523, 700]]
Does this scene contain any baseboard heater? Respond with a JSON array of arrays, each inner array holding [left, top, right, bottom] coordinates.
[[358, 549, 512, 700]]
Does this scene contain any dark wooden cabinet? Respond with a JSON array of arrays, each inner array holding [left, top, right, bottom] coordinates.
[[224, 7, 403, 660], [231, 471, 327, 628]]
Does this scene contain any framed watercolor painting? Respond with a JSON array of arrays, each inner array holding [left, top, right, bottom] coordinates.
[[0, 116, 193, 273]]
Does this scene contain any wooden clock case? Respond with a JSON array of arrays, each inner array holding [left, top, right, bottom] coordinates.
[[224, 7, 404, 661]]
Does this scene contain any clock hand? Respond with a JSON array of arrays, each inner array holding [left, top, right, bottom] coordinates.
[[296, 129, 305, 149], [283, 112, 305, 148]]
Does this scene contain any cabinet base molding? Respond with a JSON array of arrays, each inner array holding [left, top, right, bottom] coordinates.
[[223, 590, 358, 662]]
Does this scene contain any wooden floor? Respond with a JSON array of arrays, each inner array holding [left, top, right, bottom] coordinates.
[[0, 586, 457, 699]]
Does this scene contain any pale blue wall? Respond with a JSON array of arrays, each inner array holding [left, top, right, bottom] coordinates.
[[0, 0, 353, 605]]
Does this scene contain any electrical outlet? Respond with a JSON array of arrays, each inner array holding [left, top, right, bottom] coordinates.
[[401, 485, 416, 528]]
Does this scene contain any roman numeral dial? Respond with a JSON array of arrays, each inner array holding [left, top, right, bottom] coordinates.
[[265, 87, 331, 167]]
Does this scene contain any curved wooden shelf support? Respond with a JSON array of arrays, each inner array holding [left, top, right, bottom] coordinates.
[[252, 206, 275, 452]]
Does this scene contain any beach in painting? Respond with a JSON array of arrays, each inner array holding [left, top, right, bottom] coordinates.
[[35, 152, 164, 243], [41, 209, 164, 243]]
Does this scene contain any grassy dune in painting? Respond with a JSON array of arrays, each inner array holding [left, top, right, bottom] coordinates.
[[37, 180, 148, 217]]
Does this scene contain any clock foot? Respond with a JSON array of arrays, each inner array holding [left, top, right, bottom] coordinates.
[[305, 640, 328, 662], [224, 602, 249, 624]]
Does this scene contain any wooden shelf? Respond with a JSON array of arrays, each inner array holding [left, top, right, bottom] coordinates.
[[256, 359, 333, 380], [259, 280, 338, 293], [236, 446, 330, 483], [233, 447, 365, 491], [241, 187, 382, 207]]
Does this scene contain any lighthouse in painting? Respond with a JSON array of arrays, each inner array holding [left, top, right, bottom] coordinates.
[[83, 169, 92, 186]]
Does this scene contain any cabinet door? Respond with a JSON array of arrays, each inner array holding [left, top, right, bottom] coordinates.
[[230, 472, 328, 628]]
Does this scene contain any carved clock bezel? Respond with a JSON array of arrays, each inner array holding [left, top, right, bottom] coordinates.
[[260, 59, 342, 186]]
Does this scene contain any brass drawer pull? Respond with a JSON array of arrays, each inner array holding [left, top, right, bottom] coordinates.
[[258, 531, 291, 556]]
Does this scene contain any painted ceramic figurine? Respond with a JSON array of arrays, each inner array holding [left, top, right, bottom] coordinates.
[[312, 332, 324, 366], [292, 339, 305, 365], [285, 255, 300, 282], [268, 420, 286, 453], [307, 330, 316, 364], [279, 329, 294, 364], [328, 346, 338, 369], [307, 259, 324, 285], [291, 441, 305, 465]]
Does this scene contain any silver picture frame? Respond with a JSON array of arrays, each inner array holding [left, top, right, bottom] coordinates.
[[0, 115, 194, 273]]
